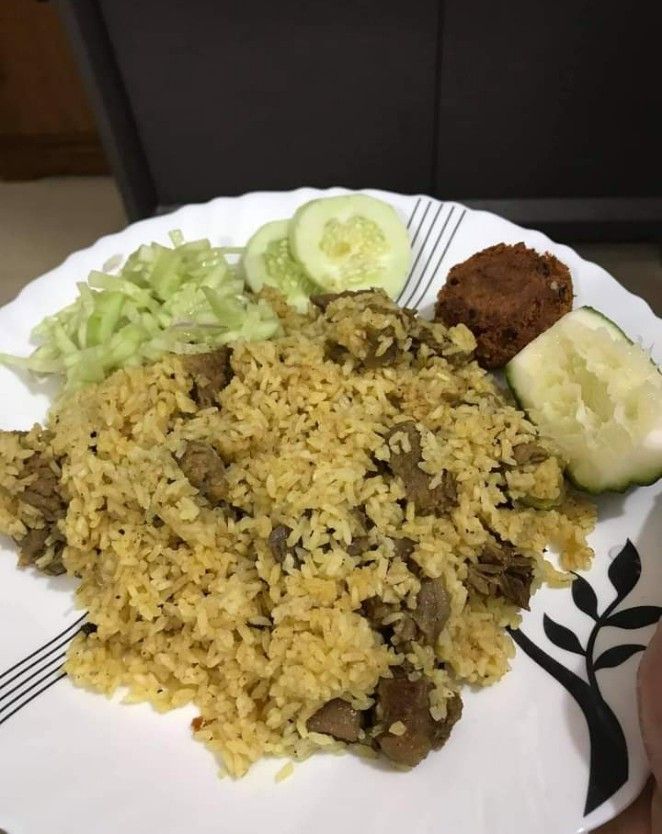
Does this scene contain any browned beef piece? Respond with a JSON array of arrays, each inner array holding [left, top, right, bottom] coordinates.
[[183, 347, 233, 408], [268, 524, 292, 563], [346, 535, 371, 557], [17, 525, 66, 575], [363, 326, 399, 368], [315, 291, 416, 369], [178, 442, 226, 504], [9, 442, 68, 576], [361, 597, 416, 648], [324, 325, 400, 369], [19, 527, 49, 564], [391, 537, 416, 561], [373, 677, 462, 767], [40, 548, 66, 576], [361, 596, 395, 629], [20, 451, 65, 522], [307, 698, 363, 742], [385, 422, 457, 516], [324, 341, 350, 364], [310, 290, 368, 312], [392, 615, 417, 644], [354, 505, 374, 532], [411, 578, 450, 645], [512, 442, 549, 466], [409, 319, 475, 366], [467, 541, 534, 610], [391, 536, 423, 579], [431, 692, 463, 748]]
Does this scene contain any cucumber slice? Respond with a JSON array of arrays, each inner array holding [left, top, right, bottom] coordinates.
[[242, 219, 315, 312], [506, 307, 662, 494], [289, 194, 411, 297]]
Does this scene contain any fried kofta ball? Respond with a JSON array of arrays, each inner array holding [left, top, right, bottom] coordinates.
[[434, 242, 573, 368]]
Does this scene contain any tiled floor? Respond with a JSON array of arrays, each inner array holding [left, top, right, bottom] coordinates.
[[1, 177, 661, 315]]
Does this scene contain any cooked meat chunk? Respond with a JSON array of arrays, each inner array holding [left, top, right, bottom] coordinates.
[[373, 677, 462, 767], [20, 451, 65, 522], [361, 596, 395, 630], [178, 442, 226, 504], [374, 677, 432, 766], [435, 242, 573, 368], [42, 558, 66, 577], [385, 422, 457, 516], [311, 290, 367, 312], [411, 578, 450, 645], [324, 341, 350, 364], [467, 541, 534, 609], [409, 319, 475, 366], [268, 524, 292, 563], [391, 537, 416, 562], [314, 291, 412, 370], [17, 525, 65, 575], [19, 527, 49, 564], [307, 698, 363, 742], [184, 347, 233, 408], [512, 442, 549, 466], [431, 692, 463, 748], [392, 615, 417, 644], [353, 505, 374, 532], [363, 326, 399, 368], [324, 325, 401, 369], [362, 574, 449, 649], [346, 535, 371, 557]]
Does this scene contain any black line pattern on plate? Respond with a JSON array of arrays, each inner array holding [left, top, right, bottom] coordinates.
[[511, 540, 661, 816], [400, 201, 445, 302], [406, 206, 466, 311], [0, 613, 88, 726], [411, 207, 467, 310], [408, 199, 432, 251], [0, 672, 67, 727], [400, 204, 454, 309], [0, 612, 85, 682], [396, 199, 433, 305], [406, 197, 422, 230]]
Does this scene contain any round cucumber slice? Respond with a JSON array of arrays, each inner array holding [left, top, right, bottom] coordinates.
[[289, 194, 411, 297], [242, 219, 315, 312], [506, 307, 662, 494]]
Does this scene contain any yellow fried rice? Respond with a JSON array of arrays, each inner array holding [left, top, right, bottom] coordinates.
[[0, 290, 595, 776]]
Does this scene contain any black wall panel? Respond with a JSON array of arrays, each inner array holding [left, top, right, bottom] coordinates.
[[97, 0, 439, 206], [436, 1, 662, 201]]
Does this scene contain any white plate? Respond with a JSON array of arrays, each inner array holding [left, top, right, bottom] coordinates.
[[1, 188, 660, 834]]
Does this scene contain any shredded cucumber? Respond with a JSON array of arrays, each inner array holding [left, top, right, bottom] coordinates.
[[0, 232, 280, 389], [242, 219, 317, 312], [289, 194, 411, 296], [506, 307, 662, 493]]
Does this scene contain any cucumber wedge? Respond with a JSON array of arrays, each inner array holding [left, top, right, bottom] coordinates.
[[242, 219, 316, 312], [505, 307, 662, 493], [289, 194, 411, 297]]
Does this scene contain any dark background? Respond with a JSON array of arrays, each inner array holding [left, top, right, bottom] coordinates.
[[2, 0, 661, 240], [52, 0, 662, 238]]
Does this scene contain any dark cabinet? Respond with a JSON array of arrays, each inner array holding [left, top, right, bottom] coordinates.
[[435, 1, 662, 238], [58, 0, 662, 238]]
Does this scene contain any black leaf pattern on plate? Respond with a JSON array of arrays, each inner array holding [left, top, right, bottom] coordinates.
[[593, 644, 646, 672], [543, 614, 585, 655], [571, 573, 599, 621], [511, 539, 661, 816], [606, 606, 662, 629], [607, 539, 641, 603]]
